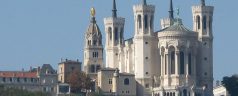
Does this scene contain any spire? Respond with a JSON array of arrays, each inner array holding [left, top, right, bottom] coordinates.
[[201, 0, 205, 6], [142, 0, 147, 5], [112, 0, 117, 18], [168, 0, 174, 19]]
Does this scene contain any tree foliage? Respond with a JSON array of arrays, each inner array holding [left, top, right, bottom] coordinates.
[[0, 85, 50, 96], [67, 70, 93, 93], [222, 75, 238, 96]]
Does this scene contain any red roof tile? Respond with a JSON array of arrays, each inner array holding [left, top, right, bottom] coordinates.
[[0, 71, 38, 78]]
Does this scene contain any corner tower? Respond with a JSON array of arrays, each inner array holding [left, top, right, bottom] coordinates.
[[84, 8, 103, 78], [192, 0, 214, 95], [133, 0, 159, 96], [104, 0, 125, 70]]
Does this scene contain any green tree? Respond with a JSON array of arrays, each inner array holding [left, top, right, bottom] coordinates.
[[0, 85, 50, 96], [222, 75, 238, 96], [67, 70, 93, 94]]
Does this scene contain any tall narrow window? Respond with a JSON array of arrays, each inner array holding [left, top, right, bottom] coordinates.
[[150, 15, 154, 29], [209, 16, 212, 30], [196, 15, 200, 29], [109, 79, 112, 84], [138, 15, 142, 29], [165, 56, 167, 75], [180, 51, 185, 74], [171, 51, 175, 74], [114, 27, 118, 41], [108, 27, 112, 40], [144, 15, 148, 29], [203, 16, 207, 29], [183, 89, 187, 96], [120, 28, 123, 44], [188, 53, 192, 75]]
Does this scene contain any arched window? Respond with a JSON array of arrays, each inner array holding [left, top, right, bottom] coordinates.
[[203, 16, 207, 29], [180, 51, 185, 74], [183, 89, 187, 96], [114, 27, 118, 41], [188, 53, 192, 75], [150, 15, 154, 29], [138, 15, 142, 29], [196, 15, 200, 29], [93, 40, 97, 45], [124, 78, 129, 85], [108, 27, 112, 40], [173, 92, 175, 96], [209, 16, 212, 30], [170, 46, 175, 74], [144, 15, 148, 29], [120, 28, 124, 44]]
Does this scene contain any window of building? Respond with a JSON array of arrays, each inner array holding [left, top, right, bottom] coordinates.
[[2, 77, 6, 82], [144, 15, 148, 29], [145, 42, 148, 44], [10, 78, 12, 82], [145, 57, 148, 60], [93, 40, 97, 45], [203, 16, 207, 29], [180, 51, 185, 74], [145, 84, 149, 88], [109, 79, 112, 84], [124, 78, 129, 85], [17, 78, 20, 82], [90, 65, 95, 73], [108, 27, 112, 40], [150, 15, 154, 29], [31, 78, 34, 83], [165, 56, 167, 75], [43, 87, 47, 92], [209, 16, 212, 30], [71, 67, 74, 71], [171, 51, 175, 74], [145, 72, 148, 75], [188, 53, 192, 75], [196, 15, 201, 29], [204, 57, 207, 61], [114, 27, 118, 41], [183, 89, 187, 96], [122, 91, 124, 93], [138, 15, 142, 29]]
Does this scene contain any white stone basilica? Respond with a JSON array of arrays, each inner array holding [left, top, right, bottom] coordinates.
[[83, 0, 214, 96]]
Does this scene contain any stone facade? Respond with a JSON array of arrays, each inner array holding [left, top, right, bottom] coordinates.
[[97, 68, 136, 96], [58, 59, 82, 83]]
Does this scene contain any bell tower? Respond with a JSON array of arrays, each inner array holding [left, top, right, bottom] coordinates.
[[104, 0, 125, 70], [192, 0, 214, 95], [133, 0, 158, 96], [83, 8, 103, 78]]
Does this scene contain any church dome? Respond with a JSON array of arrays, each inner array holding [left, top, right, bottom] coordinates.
[[163, 18, 191, 33], [158, 18, 197, 38], [85, 17, 102, 39]]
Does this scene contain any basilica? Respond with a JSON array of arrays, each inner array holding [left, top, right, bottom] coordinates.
[[83, 0, 214, 96]]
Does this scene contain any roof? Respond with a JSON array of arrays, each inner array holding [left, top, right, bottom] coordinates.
[[120, 72, 135, 76], [85, 17, 102, 39], [0, 71, 37, 78], [162, 18, 192, 33], [39, 64, 56, 75]]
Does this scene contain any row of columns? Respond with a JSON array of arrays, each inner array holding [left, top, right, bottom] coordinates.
[[160, 49, 196, 76]]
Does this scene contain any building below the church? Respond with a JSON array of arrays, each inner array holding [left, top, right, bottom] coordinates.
[[97, 68, 136, 96], [0, 64, 57, 95], [213, 85, 230, 96]]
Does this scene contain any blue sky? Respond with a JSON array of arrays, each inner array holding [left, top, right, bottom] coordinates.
[[0, 0, 236, 81]]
